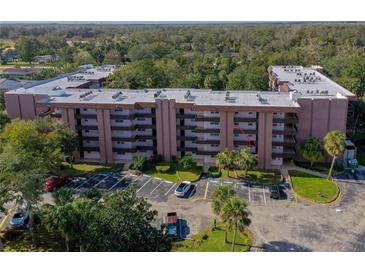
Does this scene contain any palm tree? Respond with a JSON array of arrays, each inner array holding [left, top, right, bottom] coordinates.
[[216, 148, 236, 177], [235, 148, 258, 176], [324, 130, 346, 179], [211, 185, 236, 243], [221, 196, 251, 252]]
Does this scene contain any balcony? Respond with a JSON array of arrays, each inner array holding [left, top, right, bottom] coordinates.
[[79, 146, 100, 152], [75, 113, 97, 119], [196, 150, 218, 156], [233, 117, 257, 123], [80, 136, 99, 141], [176, 113, 197, 119], [272, 125, 297, 135], [110, 114, 135, 120], [76, 125, 98, 130], [272, 148, 296, 158], [233, 128, 257, 134], [195, 139, 220, 145], [194, 116, 220, 122], [272, 137, 296, 147], [177, 136, 197, 141], [273, 113, 299, 124], [195, 128, 220, 134], [177, 125, 197, 130]]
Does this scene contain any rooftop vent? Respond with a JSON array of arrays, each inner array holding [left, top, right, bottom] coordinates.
[[79, 91, 93, 100], [112, 91, 123, 100], [154, 90, 162, 98], [184, 90, 191, 99]]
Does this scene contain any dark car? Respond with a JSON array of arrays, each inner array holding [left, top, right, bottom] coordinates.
[[269, 186, 280, 199], [45, 176, 70, 192]]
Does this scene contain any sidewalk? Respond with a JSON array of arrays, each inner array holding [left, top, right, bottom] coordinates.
[[282, 162, 328, 178]]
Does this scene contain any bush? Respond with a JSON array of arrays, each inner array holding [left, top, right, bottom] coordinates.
[[202, 234, 209, 240], [208, 166, 221, 178], [178, 154, 196, 169], [133, 156, 147, 171], [155, 162, 171, 173], [149, 154, 163, 165]]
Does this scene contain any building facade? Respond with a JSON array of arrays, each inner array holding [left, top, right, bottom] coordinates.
[[4, 65, 356, 170]]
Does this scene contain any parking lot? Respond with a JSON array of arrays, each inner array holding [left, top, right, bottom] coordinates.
[[65, 172, 293, 207]]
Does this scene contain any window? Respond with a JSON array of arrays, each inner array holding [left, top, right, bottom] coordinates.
[[117, 141, 124, 144], [274, 112, 277, 115], [210, 111, 218, 114], [249, 112, 253, 114], [114, 109, 123, 112], [85, 130, 90, 133], [248, 123, 253, 126], [138, 139, 147, 142], [84, 119, 88, 122], [137, 118, 146, 121], [235, 112, 239, 114], [248, 134, 253, 138], [234, 134, 239, 137], [210, 122, 219, 125], [273, 123, 278, 127], [116, 119, 124, 123], [138, 128, 146, 132], [83, 108, 88, 111], [234, 122, 239, 126], [211, 133, 219, 136], [273, 135, 277, 138], [86, 140, 90, 143], [211, 144, 219, 147]]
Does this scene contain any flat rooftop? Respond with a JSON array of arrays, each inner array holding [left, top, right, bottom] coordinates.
[[24, 65, 116, 90], [269, 65, 356, 98], [35, 88, 301, 108]]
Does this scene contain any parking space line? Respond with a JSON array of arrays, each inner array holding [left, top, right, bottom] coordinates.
[[137, 178, 152, 193], [150, 180, 164, 194], [165, 183, 177, 196], [75, 179, 89, 190], [248, 184, 251, 202], [108, 175, 127, 191], [0, 208, 14, 231], [94, 178, 108, 188], [204, 181, 210, 199], [262, 185, 267, 205]]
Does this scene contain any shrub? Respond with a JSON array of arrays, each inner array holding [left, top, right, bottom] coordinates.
[[133, 156, 147, 171], [178, 154, 196, 169], [202, 234, 209, 240], [155, 162, 171, 173], [208, 166, 221, 178], [149, 154, 163, 165]]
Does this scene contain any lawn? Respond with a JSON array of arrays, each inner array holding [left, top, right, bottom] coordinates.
[[1, 228, 66, 252], [220, 169, 281, 184], [294, 160, 344, 175], [289, 170, 340, 204], [145, 164, 202, 183], [173, 224, 253, 252], [59, 163, 124, 177]]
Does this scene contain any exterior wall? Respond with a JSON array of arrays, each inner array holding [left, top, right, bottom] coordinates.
[[155, 99, 177, 161], [4, 93, 22, 119], [297, 97, 348, 146], [257, 112, 273, 169]]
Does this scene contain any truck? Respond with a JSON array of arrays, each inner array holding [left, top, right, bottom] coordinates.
[[166, 212, 178, 238]]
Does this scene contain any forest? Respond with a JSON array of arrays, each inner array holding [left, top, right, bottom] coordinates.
[[1, 23, 365, 141]]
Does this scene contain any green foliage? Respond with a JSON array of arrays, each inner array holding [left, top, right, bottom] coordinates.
[[81, 189, 171, 251], [155, 162, 171, 173], [324, 130, 346, 158], [178, 154, 196, 169], [302, 137, 325, 166], [0, 110, 9, 130], [52, 188, 76, 206], [15, 37, 40, 63], [211, 185, 236, 216], [208, 166, 221, 178], [133, 156, 147, 171]]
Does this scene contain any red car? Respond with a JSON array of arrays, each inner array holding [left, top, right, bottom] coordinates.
[[45, 176, 70, 192]]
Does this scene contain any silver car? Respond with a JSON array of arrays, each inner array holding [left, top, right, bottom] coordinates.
[[174, 181, 192, 197]]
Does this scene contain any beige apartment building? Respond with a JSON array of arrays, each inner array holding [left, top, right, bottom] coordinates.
[[4, 65, 356, 170]]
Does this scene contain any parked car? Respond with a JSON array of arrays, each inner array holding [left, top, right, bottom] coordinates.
[[269, 185, 280, 199], [166, 212, 178, 237], [44, 176, 70, 192], [10, 203, 30, 229], [174, 181, 192, 197]]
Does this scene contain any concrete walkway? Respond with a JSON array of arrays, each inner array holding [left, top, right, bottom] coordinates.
[[282, 162, 328, 178]]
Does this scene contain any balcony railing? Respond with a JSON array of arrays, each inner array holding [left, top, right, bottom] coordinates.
[[272, 148, 296, 158], [273, 113, 299, 124], [233, 117, 257, 123]]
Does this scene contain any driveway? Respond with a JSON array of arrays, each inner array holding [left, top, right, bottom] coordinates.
[[31, 171, 365, 251]]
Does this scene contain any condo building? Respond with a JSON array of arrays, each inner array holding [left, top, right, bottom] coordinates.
[[4, 65, 356, 170]]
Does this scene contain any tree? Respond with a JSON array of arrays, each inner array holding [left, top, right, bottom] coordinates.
[[178, 154, 196, 169], [235, 148, 258, 176], [56, 125, 79, 167], [324, 130, 346, 179], [15, 37, 40, 63], [0, 143, 47, 247], [0, 111, 9, 130], [216, 148, 236, 177], [211, 185, 236, 243], [221, 196, 251, 252], [82, 189, 171, 251], [302, 138, 325, 166], [133, 156, 147, 171]]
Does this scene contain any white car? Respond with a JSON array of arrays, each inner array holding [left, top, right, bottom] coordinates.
[[174, 181, 193, 197]]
